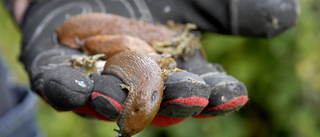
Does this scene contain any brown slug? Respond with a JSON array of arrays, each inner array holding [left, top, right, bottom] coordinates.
[[82, 35, 157, 60], [56, 12, 200, 136], [82, 34, 176, 69], [56, 13, 177, 49], [102, 50, 164, 137]]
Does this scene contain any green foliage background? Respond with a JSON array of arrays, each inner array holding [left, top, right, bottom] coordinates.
[[0, 1, 319, 137]]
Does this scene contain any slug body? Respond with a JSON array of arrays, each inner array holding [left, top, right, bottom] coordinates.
[[56, 13, 177, 49], [82, 34, 177, 69], [102, 51, 164, 137], [82, 35, 157, 60]]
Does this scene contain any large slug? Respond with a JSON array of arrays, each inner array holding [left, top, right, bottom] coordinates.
[[102, 50, 164, 137], [82, 34, 176, 69], [56, 13, 177, 49], [82, 35, 157, 60]]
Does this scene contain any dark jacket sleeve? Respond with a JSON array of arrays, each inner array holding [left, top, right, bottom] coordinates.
[[148, 0, 300, 38], [4, 0, 300, 38]]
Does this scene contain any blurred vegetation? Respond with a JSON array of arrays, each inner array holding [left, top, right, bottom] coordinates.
[[0, 0, 319, 137]]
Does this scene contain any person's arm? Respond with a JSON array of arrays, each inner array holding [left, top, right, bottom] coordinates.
[[147, 0, 300, 38], [2, 0, 29, 26]]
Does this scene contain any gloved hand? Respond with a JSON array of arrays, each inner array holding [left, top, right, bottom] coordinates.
[[86, 49, 248, 127], [20, 0, 248, 128]]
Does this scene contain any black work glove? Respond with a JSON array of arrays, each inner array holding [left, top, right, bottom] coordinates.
[[19, 0, 248, 127], [174, 50, 248, 119], [89, 49, 248, 127]]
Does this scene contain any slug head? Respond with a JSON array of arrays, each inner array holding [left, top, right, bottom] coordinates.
[[103, 51, 164, 136], [117, 80, 164, 136]]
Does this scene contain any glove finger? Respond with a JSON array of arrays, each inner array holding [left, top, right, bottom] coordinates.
[[175, 49, 248, 118], [160, 72, 211, 117], [41, 66, 93, 111], [194, 73, 248, 118], [90, 73, 127, 121], [151, 71, 210, 127]]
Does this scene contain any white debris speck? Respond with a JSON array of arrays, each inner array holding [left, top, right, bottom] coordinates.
[[65, 13, 71, 19], [270, 15, 279, 29], [163, 6, 171, 13], [221, 96, 227, 102], [75, 80, 87, 88], [95, 60, 106, 73]]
